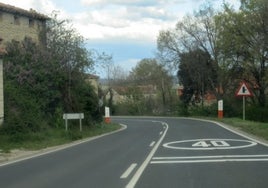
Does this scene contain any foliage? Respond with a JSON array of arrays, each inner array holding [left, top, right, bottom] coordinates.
[[156, 0, 268, 121], [178, 49, 216, 106], [246, 105, 268, 122], [216, 0, 268, 107], [2, 14, 102, 135], [218, 118, 268, 140], [129, 58, 174, 113], [0, 123, 121, 152]]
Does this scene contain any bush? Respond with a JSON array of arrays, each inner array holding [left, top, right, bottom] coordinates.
[[246, 105, 268, 122], [3, 82, 45, 134], [220, 97, 241, 118]]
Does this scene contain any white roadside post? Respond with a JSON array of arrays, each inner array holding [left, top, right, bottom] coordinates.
[[218, 100, 223, 119], [104, 106, 110, 124]]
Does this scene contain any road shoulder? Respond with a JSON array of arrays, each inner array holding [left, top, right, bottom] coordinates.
[[0, 124, 127, 166]]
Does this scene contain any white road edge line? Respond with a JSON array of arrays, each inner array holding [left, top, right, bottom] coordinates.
[[149, 141, 156, 147], [190, 118, 268, 147], [126, 121, 169, 188], [120, 163, 137, 179]]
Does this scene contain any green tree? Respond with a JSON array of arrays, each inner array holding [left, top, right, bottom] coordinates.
[[178, 49, 215, 106], [3, 15, 101, 132], [216, 0, 268, 106], [129, 58, 174, 113], [157, 3, 224, 99]]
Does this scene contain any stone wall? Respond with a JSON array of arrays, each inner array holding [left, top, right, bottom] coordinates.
[[0, 3, 48, 125], [0, 11, 46, 47]]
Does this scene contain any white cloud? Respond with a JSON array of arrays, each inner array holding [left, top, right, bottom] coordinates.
[[1, 0, 55, 14], [71, 1, 181, 42], [0, 0, 239, 44], [0, 0, 187, 43]]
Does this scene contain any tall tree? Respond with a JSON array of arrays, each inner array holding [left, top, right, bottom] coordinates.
[[129, 58, 173, 109], [3, 14, 101, 131], [43, 14, 95, 112], [178, 49, 215, 106], [216, 0, 268, 106], [157, 3, 223, 99]]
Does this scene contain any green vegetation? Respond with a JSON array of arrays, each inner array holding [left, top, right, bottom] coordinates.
[[156, 0, 268, 120], [106, 0, 268, 121], [217, 118, 268, 141], [0, 14, 115, 152], [0, 123, 121, 152]]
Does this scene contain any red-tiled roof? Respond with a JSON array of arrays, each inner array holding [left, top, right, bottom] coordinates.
[[0, 2, 49, 20]]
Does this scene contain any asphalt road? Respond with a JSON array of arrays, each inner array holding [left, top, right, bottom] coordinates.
[[0, 117, 268, 188]]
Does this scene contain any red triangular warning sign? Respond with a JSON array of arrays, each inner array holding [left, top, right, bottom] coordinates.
[[235, 82, 253, 97]]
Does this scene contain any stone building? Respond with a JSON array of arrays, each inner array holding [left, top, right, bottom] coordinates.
[[0, 2, 49, 47], [0, 3, 49, 124], [85, 74, 99, 95]]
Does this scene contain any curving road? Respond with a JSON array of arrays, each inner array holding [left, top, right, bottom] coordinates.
[[0, 117, 268, 188]]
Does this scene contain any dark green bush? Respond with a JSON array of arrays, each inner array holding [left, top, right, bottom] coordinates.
[[246, 105, 268, 122]]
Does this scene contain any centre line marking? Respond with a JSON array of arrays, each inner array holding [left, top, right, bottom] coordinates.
[[126, 122, 169, 188], [120, 163, 137, 179], [150, 141, 156, 147]]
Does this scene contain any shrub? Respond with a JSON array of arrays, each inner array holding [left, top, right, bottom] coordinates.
[[246, 105, 268, 122]]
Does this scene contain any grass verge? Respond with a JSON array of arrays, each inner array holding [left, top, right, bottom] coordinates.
[[0, 123, 121, 153], [204, 117, 268, 141]]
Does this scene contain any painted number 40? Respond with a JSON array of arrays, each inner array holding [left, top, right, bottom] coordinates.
[[192, 140, 230, 148]]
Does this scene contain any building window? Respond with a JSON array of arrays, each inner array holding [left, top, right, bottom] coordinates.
[[14, 15, 20, 25], [29, 19, 34, 27]]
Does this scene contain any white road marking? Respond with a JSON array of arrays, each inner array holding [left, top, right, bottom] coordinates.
[[153, 154, 268, 160], [126, 122, 169, 188], [149, 141, 156, 147], [151, 154, 268, 164], [151, 158, 268, 164], [186, 117, 268, 147], [163, 139, 257, 150], [120, 163, 137, 179]]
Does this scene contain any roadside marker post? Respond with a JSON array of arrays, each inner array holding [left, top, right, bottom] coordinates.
[[218, 100, 223, 119], [104, 106, 111, 124], [235, 82, 253, 120]]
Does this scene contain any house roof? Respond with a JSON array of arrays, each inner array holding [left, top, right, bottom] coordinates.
[[0, 2, 49, 20]]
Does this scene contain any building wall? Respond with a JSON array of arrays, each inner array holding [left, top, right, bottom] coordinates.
[[0, 10, 46, 47], [0, 59, 3, 124], [0, 3, 48, 125], [85, 74, 99, 95]]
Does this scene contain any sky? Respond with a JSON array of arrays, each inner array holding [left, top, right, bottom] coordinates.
[[0, 0, 240, 78]]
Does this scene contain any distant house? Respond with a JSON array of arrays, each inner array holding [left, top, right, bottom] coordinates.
[[173, 84, 184, 97], [173, 84, 218, 105], [0, 2, 49, 124]]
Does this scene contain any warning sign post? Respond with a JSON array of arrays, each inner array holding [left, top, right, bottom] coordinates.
[[235, 82, 253, 120]]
